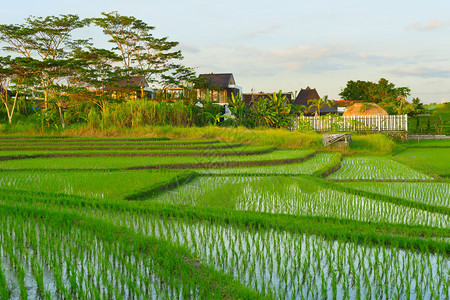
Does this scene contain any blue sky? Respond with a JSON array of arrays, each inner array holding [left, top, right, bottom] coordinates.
[[3, 0, 450, 103]]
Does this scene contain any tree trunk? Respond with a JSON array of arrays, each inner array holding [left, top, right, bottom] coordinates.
[[58, 105, 65, 129], [44, 89, 49, 111], [1, 91, 18, 124]]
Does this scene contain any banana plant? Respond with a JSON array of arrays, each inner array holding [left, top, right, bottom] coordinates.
[[250, 91, 293, 128], [202, 111, 225, 126], [227, 92, 248, 126]]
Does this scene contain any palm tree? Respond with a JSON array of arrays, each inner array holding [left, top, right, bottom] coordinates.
[[307, 95, 331, 115], [293, 104, 307, 116]]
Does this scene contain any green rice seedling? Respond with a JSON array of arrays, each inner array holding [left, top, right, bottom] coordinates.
[[0, 169, 182, 200], [200, 152, 331, 175], [0, 141, 235, 152], [89, 205, 450, 299], [0, 255, 11, 299], [153, 175, 449, 228], [0, 145, 276, 160], [1, 204, 263, 299], [340, 182, 450, 207], [327, 156, 432, 180], [0, 135, 448, 299], [394, 147, 450, 176], [0, 149, 312, 170], [404, 139, 450, 148], [30, 255, 45, 298]]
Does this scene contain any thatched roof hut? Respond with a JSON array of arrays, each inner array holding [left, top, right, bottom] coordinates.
[[343, 102, 388, 116]]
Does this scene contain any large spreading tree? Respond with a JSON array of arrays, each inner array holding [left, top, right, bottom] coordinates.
[[0, 14, 90, 108], [93, 12, 195, 96], [0, 12, 196, 126], [339, 78, 413, 114]]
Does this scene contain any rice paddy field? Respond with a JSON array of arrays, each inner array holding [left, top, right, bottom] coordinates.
[[0, 135, 449, 299]]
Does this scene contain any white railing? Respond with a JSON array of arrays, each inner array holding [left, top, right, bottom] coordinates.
[[294, 115, 408, 132]]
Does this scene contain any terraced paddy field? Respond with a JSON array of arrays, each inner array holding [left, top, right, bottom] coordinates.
[[0, 136, 448, 299]]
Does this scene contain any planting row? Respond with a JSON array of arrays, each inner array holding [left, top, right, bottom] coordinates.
[[340, 181, 450, 208], [327, 156, 432, 180], [394, 148, 450, 177], [0, 146, 276, 161], [0, 153, 432, 181], [107, 210, 449, 299], [0, 169, 182, 200], [0, 149, 314, 170], [200, 153, 337, 175], [1, 197, 447, 300], [152, 176, 449, 228], [0, 142, 244, 152], [0, 207, 259, 299]]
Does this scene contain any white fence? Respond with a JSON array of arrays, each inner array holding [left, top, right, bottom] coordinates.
[[294, 115, 408, 132]]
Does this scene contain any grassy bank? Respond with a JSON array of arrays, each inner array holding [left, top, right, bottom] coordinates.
[[0, 125, 398, 155]]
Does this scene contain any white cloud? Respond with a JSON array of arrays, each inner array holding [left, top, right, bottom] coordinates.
[[260, 44, 401, 71], [387, 67, 450, 78], [192, 43, 408, 75], [241, 25, 280, 39], [179, 43, 201, 53], [405, 20, 450, 31]]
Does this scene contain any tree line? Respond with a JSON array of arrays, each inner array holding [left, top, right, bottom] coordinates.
[[0, 12, 426, 131], [0, 12, 196, 128]]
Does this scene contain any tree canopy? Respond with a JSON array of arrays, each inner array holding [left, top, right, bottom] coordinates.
[[0, 12, 196, 126], [339, 78, 414, 114], [339, 78, 410, 103]]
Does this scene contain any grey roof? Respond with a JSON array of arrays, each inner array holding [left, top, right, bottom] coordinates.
[[103, 76, 148, 92], [292, 86, 320, 106], [198, 73, 235, 89]]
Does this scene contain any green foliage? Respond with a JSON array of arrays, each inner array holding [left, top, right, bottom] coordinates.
[[227, 92, 249, 126], [339, 78, 410, 103], [96, 100, 198, 128], [408, 103, 450, 135], [339, 78, 412, 115], [0, 12, 196, 129], [248, 91, 294, 128], [307, 96, 331, 115]]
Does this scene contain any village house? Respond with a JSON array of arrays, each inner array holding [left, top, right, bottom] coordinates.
[[195, 73, 241, 104], [292, 86, 342, 115], [103, 76, 148, 100]]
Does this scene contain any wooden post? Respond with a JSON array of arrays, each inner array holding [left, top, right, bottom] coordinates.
[[405, 114, 408, 132]]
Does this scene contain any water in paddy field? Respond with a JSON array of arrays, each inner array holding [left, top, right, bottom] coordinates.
[[154, 176, 449, 228], [0, 219, 190, 299], [112, 211, 450, 299]]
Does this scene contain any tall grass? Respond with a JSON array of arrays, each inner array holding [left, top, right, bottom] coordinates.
[[99, 100, 199, 128], [350, 134, 397, 154], [63, 126, 323, 149], [1, 126, 400, 154]]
